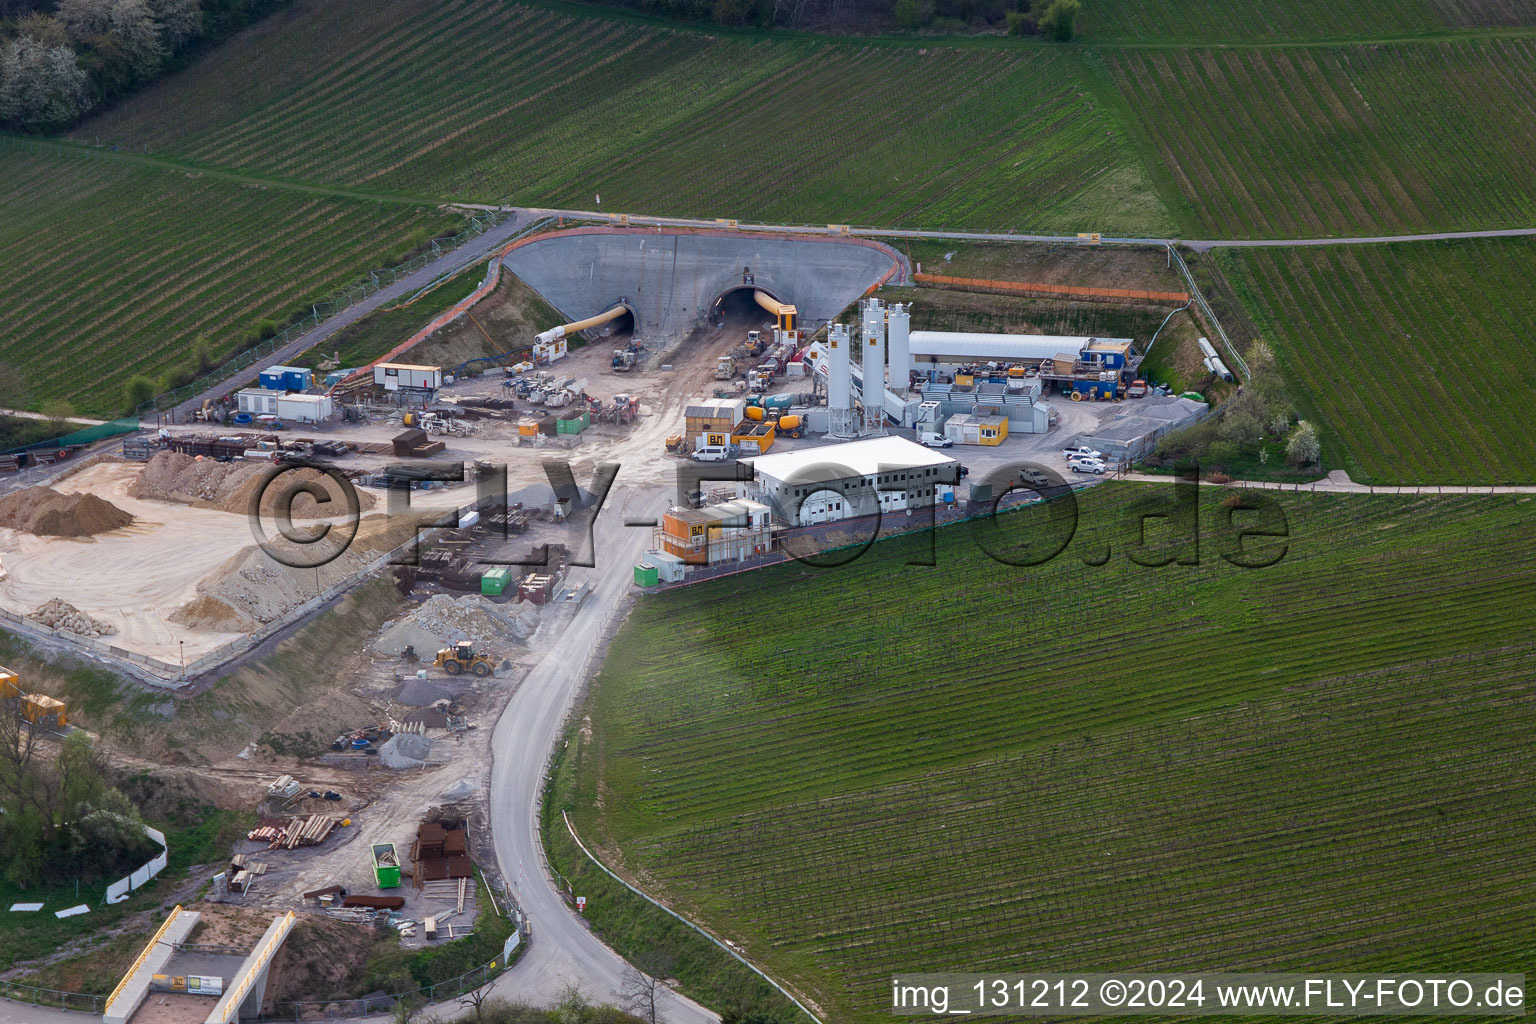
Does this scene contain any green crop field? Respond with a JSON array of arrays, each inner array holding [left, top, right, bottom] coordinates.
[[1105, 38, 1536, 237], [1078, 0, 1536, 43], [1220, 237, 1536, 485], [73, 0, 1171, 235], [568, 486, 1536, 1023], [0, 141, 461, 416]]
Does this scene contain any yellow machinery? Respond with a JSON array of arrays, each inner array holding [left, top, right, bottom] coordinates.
[[434, 641, 494, 677], [0, 665, 18, 700]]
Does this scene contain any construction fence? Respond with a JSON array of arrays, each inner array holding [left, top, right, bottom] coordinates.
[[134, 209, 516, 417], [0, 980, 106, 1014], [0, 417, 140, 457]]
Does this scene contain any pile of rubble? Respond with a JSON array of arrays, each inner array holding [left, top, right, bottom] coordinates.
[[28, 599, 117, 637], [371, 592, 535, 657]]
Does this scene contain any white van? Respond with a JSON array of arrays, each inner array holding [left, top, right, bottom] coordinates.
[[691, 445, 731, 462], [919, 432, 953, 448]]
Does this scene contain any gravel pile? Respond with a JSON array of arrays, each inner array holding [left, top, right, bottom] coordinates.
[[29, 599, 117, 637], [378, 732, 432, 769]]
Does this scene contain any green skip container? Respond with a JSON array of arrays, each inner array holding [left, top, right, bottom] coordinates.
[[481, 567, 512, 596], [633, 563, 659, 587]]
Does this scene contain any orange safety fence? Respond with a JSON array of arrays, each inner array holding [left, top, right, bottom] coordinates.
[[914, 273, 1188, 305]]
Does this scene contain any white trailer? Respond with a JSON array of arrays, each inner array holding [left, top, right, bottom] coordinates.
[[275, 394, 334, 423], [374, 363, 442, 391]]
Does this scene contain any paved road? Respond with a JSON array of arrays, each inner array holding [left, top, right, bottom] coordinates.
[[1118, 468, 1536, 493], [511, 205, 1536, 253], [484, 484, 718, 1024], [162, 211, 535, 425]]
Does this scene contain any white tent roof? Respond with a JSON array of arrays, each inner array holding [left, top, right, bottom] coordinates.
[[910, 331, 1133, 362], [742, 436, 954, 485]]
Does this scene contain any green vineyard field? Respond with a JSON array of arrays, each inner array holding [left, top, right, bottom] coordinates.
[[1223, 237, 1536, 485], [571, 487, 1536, 1023], [1078, 0, 1535, 43], [0, 143, 459, 415], [1106, 38, 1536, 237], [73, 0, 1171, 235]]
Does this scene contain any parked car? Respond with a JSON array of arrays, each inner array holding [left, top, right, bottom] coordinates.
[[691, 445, 731, 462], [1070, 458, 1108, 475], [919, 431, 953, 448], [1019, 467, 1051, 487], [1063, 445, 1104, 460]]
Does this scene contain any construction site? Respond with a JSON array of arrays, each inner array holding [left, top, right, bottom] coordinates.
[[0, 226, 1229, 1021]]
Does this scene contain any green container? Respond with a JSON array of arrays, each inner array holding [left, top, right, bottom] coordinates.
[[557, 410, 590, 434], [481, 568, 512, 596], [371, 843, 401, 888], [634, 563, 659, 587]]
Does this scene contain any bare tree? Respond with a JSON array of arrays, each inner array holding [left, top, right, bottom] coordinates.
[[457, 985, 490, 1024], [620, 951, 676, 1024]]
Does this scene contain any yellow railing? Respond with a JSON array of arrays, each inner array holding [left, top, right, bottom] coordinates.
[[210, 912, 296, 1024], [104, 904, 183, 1015]]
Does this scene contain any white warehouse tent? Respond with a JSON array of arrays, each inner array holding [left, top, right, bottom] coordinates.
[[909, 331, 1133, 363]]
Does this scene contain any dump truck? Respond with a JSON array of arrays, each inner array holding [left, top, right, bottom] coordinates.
[[434, 641, 494, 677], [714, 355, 736, 380]]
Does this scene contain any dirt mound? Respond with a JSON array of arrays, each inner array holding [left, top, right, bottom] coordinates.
[[0, 485, 133, 537], [371, 592, 535, 657], [168, 593, 259, 633], [29, 598, 117, 636], [183, 513, 420, 629], [131, 451, 375, 517]]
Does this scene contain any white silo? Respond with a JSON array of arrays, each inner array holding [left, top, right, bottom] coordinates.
[[886, 302, 911, 395], [859, 298, 886, 434], [826, 323, 856, 437]]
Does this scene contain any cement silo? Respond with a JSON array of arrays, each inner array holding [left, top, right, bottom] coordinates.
[[860, 298, 886, 434], [826, 323, 856, 438], [886, 302, 911, 395]]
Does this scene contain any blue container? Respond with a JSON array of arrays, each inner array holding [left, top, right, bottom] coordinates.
[[232, 412, 253, 424], [260, 365, 313, 391]]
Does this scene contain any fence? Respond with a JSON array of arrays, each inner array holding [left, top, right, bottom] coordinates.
[[134, 209, 515, 417], [263, 958, 506, 1020], [561, 811, 824, 1024], [104, 825, 169, 903], [0, 417, 140, 456], [0, 979, 106, 1013], [1167, 245, 1251, 379]]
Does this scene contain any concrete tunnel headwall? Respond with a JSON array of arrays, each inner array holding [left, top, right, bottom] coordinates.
[[500, 228, 907, 344]]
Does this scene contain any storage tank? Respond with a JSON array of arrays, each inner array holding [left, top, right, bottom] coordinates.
[[1197, 337, 1218, 360], [860, 298, 886, 433], [886, 303, 911, 395], [826, 323, 855, 437]]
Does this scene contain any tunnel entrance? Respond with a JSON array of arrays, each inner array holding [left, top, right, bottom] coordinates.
[[710, 286, 776, 330]]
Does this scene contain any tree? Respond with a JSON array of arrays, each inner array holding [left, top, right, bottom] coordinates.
[[15, 12, 72, 47], [56, 0, 115, 43], [148, 0, 201, 49], [123, 374, 156, 412], [620, 951, 676, 1024], [894, 0, 922, 29], [1004, 8, 1036, 33], [107, 0, 167, 80], [1036, 0, 1077, 39], [0, 36, 93, 131], [39, 399, 74, 431], [1286, 420, 1321, 466]]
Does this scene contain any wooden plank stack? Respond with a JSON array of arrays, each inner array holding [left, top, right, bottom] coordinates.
[[246, 814, 337, 850]]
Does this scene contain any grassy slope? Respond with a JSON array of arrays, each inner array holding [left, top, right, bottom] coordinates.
[[571, 486, 1536, 1022], [72, 0, 1170, 235], [1221, 237, 1536, 485], [1104, 37, 1536, 238], [0, 141, 462, 416]]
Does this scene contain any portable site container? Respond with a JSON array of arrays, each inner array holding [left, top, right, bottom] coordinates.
[[374, 363, 442, 391], [371, 843, 401, 888], [633, 563, 660, 587], [517, 419, 540, 437], [275, 394, 333, 423], [237, 388, 279, 416], [259, 365, 312, 391], [481, 568, 512, 596]]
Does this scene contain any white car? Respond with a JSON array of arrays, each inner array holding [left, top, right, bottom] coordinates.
[[1063, 445, 1104, 460], [691, 445, 731, 462], [919, 432, 954, 448], [1070, 458, 1107, 475]]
